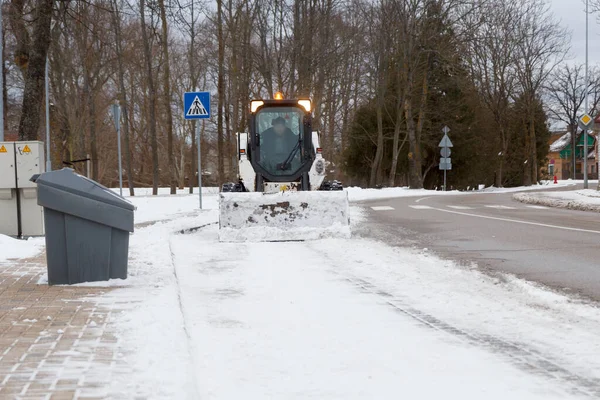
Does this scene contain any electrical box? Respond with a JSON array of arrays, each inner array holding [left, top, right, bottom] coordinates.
[[0, 141, 45, 237], [0, 142, 18, 236]]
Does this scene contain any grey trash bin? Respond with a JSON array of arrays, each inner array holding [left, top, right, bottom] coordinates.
[[31, 168, 135, 285]]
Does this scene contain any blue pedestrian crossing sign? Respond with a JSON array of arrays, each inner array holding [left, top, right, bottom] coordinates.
[[184, 92, 211, 119]]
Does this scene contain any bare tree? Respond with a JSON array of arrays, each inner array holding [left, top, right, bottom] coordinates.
[[157, 0, 176, 194], [466, 0, 519, 187], [111, 0, 135, 195], [513, 0, 569, 185], [140, 0, 160, 194], [545, 64, 600, 178], [13, 0, 53, 141]]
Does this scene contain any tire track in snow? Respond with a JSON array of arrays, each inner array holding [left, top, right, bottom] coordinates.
[[310, 243, 600, 399]]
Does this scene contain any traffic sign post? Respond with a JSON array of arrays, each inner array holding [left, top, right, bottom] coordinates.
[[184, 92, 211, 209], [579, 114, 594, 189], [439, 126, 453, 191]]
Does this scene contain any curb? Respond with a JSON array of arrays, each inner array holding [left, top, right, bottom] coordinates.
[[512, 193, 600, 213]]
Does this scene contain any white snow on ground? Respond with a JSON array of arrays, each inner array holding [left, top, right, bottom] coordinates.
[[166, 224, 599, 399], [9, 188, 600, 397], [346, 186, 464, 201], [81, 192, 600, 399], [107, 187, 219, 224], [110, 186, 220, 196], [576, 188, 600, 198], [346, 181, 577, 202], [129, 194, 218, 224], [97, 211, 220, 398], [0, 234, 44, 262], [514, 189, 600, 212]]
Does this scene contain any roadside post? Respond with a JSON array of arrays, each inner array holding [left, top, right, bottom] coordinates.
[[578, 114, 594, 186], [439, 126, 453, 191], [184, 91, 211, 209]]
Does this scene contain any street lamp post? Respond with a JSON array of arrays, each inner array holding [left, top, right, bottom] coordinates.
[[584, 0, 589, 189]]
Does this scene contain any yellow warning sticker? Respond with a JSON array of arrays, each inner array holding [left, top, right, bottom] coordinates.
[[23, 145, 31, 153], [0, 145, 6, 153]]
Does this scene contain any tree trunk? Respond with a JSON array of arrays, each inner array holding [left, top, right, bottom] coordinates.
[[529, 111, 537, 183], [84, 75, 98, 181], [188, 0, 197, 194], [369, 104, 384, 187], [217, 0, 225, 183], [111, 0, 135, 196], [17, 0, 53, 141], [158, 0, 176, 194], [139, 0, 159, 195]]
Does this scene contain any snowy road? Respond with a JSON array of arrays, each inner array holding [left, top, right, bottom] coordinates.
[[66, 189, 600, 398], [362, 189, 600, 300]]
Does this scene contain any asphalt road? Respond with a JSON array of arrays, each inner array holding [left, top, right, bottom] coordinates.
[[360, 188, 600, 301]]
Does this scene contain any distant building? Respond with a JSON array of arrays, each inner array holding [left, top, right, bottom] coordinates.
[[548, 129, 597, 180]]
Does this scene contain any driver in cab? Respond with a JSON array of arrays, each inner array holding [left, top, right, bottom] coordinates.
[[261, 116, 299, 171]]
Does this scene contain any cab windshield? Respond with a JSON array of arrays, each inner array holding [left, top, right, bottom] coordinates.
[[256, 107, 303, 176]]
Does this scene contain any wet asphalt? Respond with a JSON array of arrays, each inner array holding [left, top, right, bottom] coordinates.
[[358, 186, 600, 301]]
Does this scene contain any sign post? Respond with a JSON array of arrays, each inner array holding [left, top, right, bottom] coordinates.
[[112, 104, 123, 196], [184, 91, 211, 209], [578, 113, 594, 188], [438, 126, 453, 191]]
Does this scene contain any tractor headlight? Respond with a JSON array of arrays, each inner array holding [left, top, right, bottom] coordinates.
[[250, 100, 264, 113], [298, 99, 311, 112]]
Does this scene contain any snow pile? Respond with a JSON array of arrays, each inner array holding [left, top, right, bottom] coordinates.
[[578, 188, 600, 198], [219, 191, 350, 242], [513, 189, 600, 212], [0, 234, 44, 262]]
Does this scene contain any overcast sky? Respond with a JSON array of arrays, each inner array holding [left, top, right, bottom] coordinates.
[[550, 0, 600, 65]]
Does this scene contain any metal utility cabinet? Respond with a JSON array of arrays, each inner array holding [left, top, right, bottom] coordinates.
[[32, 168, 135, 285], [0, 141, 45, 237]]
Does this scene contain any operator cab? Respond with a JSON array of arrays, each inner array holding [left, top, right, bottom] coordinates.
[[248, 94, 315, 190]]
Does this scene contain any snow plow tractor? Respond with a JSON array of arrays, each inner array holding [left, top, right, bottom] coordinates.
[[218, 94, 350, 242]]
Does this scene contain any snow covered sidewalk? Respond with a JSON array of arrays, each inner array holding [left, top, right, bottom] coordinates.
[[513, 189, 600, 212], [3, 189, 600, 399], [170, 225, 600, 399]]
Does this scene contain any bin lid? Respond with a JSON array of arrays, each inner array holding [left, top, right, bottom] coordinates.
[[31, 168, 135, 211]]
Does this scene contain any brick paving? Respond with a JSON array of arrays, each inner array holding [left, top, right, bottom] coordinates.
[[0, 254, 132, 399]]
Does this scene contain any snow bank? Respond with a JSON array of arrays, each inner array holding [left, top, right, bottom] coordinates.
[[478, 181, 576, 193], [513, 190, 600, 212], [345, 182, 577, 202], [0, 234, 44, 262], [346, 186, 464, 201], [219, 191, 350, 242]]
